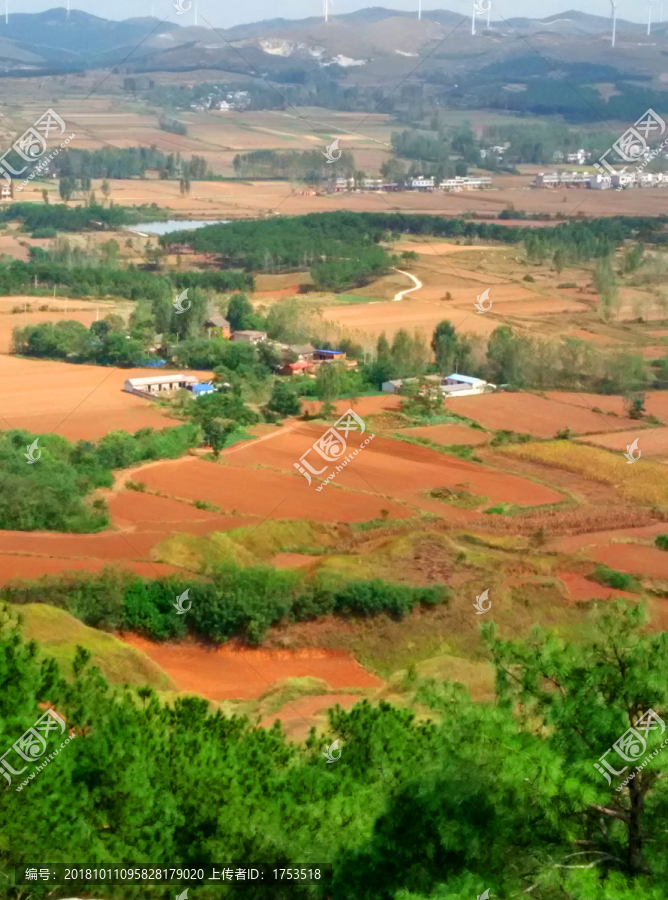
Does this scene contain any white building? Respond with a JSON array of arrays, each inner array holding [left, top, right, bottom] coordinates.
[[382, 374, 492, 396], [409, 176, 435, 191], [124, 373, 199, 398], [442, 374, 490, 396]]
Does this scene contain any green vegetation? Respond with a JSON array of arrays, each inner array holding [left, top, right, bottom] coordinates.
[[51, 145, 210, 181], [233, 147, 356, 182], [2, 564, 447, 644], [4, 599, 668, 897], [593, 564, 642, 593], [426, 486, 487, 509], [159, 115, 187, 136], [0, 424, 200, 532], [656, 535, 668, 551], [0, 201, 169, 233]]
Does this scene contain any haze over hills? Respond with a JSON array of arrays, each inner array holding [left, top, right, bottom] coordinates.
[[0, 5, 666, 102]]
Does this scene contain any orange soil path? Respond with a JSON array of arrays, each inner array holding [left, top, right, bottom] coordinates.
[[120, 635, 383, 701]]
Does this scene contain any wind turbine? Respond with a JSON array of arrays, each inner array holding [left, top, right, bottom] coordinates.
[[610, 0, 617, 46], [194, 0, 198, 25], [324, 0, 329, 23], [4, 0, 7, 25], [648, 0, 654, 34], [487, 2, 491, 27], [418, 0, 421, 19], [471, 2, 476, 35]]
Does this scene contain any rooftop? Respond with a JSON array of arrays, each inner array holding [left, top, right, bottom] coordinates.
[[446, 373, 485, 385]]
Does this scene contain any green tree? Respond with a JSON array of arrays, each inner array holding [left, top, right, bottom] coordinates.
[[267, 380, 302, 417], [203, 418, 238, 457], [226, 293, 256, 331]]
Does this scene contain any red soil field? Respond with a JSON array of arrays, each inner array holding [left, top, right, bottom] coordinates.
[[549, 523, 668, 554], [138, 456, 400, 523], [301, 395, 401, 417], [0, 555, 177, 585], [592, 544, 668, 579], [544, 392, 629, 416], [576, 427, 668, 456], [402, 423, 489, 446], [0, 355, 181, 440], [557, 571, 636, 601], [443, 392, 638, 437], [223, 422, 562, 508], [121, 635, 383, 701]]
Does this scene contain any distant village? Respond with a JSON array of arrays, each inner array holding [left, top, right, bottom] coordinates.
[[325, 175, 493, 194]]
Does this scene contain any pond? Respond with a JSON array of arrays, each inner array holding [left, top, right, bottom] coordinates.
[[126, 219, 229, 236]]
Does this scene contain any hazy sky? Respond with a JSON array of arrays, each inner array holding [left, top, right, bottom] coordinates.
[[6, 0, 654, 29]]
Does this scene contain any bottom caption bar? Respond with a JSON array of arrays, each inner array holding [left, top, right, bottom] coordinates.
[[15, 865, 332, 886]]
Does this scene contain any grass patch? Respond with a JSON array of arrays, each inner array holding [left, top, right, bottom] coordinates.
[[391, 434, 483, 461], [426, 487, 488, 510], [13, 603, 171, 689], [484, 502, 523, 516], [193, 499, 221, 512], [501, 440, 668, 510], [155, 520, 343, 570], [258, 676, 333, 716]]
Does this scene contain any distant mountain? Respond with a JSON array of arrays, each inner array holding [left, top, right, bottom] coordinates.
[[0, 5, 665, 85]]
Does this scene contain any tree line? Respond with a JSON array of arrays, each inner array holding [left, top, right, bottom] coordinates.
[[2, 565, 446, 644]]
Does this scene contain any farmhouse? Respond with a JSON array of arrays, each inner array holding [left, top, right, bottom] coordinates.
[[232, 330, 267, 343], [124, 373, 198, 398], [205, 315, 231, 338]]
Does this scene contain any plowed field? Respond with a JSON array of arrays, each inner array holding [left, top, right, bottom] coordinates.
[[443, 392, 638, 437], [120, 635, 383, 701]]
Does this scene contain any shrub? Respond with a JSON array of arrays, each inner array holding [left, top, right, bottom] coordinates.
[[557, 282, 577, 288], [523, 274, 535, 282], [593, 564, 641, 593], [655, 534, 668, 551]]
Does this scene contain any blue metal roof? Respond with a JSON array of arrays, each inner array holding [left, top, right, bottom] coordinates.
[[191, 383, 214, 394]]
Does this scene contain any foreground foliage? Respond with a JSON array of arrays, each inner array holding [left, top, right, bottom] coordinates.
[[1, 602, 668, 898]]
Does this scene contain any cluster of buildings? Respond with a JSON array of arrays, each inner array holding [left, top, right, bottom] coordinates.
[[190, 90, 251, 112], [532, 171, 668, 190], [552, 149, 592, 165], [330, 175, 493, 194], [382, 373, 494, 397], [125, 326, 355, 400]]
